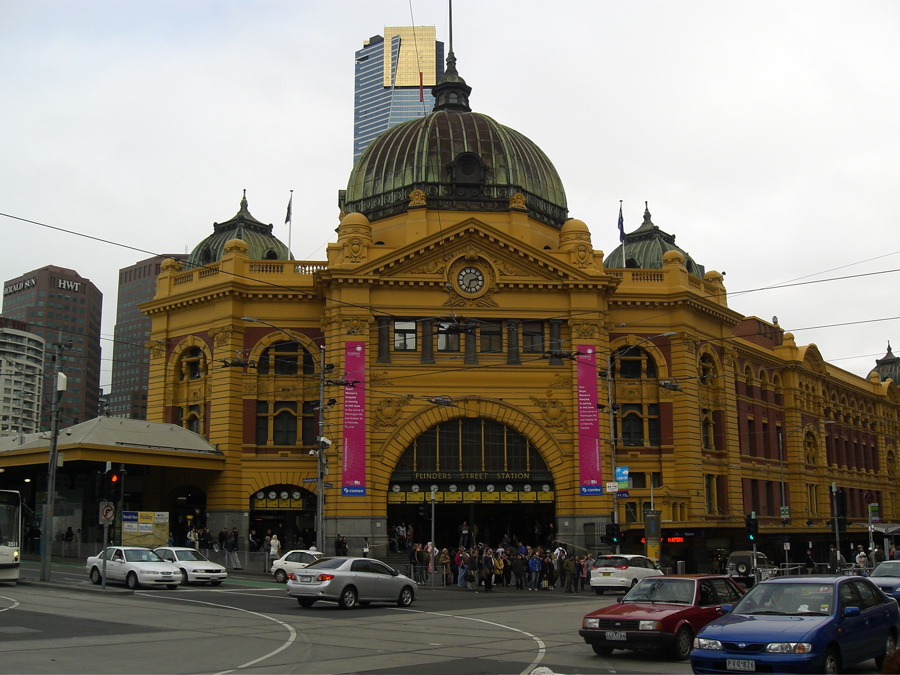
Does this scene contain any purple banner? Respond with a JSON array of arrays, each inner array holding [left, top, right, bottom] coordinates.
[[341, 341, 367, 496], [576, 347, 603, 495]]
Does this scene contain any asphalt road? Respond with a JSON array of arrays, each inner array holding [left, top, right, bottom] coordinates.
[[4, 560, 883, 675]]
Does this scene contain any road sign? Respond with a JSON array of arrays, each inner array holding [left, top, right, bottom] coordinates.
[[99, 502, 115, 524], [605, 482, 618, 493], [301, 478, 317, 483]]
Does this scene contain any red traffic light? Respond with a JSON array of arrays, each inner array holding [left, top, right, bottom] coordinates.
[[110, 473, 119, 483]]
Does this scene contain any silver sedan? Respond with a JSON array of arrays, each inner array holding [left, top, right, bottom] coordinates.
[[285, 556, 416, 609]]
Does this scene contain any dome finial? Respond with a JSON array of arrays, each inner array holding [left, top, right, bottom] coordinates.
[[431, 0, 471, 112], [644, 201, 652, 224], [240, 189, 248, 211]]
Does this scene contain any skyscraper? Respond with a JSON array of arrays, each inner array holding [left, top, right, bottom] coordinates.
[[353, 26, 444, 161], [109, 254, 186, 419], [1, 265, 102, 430]]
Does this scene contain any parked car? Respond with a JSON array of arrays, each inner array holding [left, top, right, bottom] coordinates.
[[580, 574, 745, 660], [270, 549, 323, 583], [86, 546, 180, 590], [286, 556, 416, 609], [690, 575, 900, 674], [726, 550, 778, 587], [590, 554, 663, 595], [153, 546, 227, 586], [867, 560, 900, 603]]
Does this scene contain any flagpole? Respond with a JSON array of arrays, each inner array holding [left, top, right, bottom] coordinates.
[[285, 190, 294, 258], [618, 200, 626, 267]]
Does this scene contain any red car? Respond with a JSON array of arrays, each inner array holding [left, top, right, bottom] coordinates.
[[579, 574, 745, 660]]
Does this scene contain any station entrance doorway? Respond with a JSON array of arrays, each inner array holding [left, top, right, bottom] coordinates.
[[387, 417, 555, 551]]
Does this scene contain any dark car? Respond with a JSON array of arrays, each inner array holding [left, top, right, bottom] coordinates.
[[867, 560, 900, 603], [580, 574, 745, 660], [690, 575, 899, 674]]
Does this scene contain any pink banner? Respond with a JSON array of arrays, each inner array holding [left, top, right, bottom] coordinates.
[[576, 347, 603, 494], [341, 342, 367, 496]]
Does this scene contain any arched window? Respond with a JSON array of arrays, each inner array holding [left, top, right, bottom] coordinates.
[[178, 346, 206, 381], [614, 346, 657, 379], [395, 419, 549, 474]]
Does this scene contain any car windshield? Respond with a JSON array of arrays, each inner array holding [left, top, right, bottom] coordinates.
[[594, 556, 628, 568], [734, 582, 834, 616], [625, 578, 694, 604], [871, 562, 900, 578], [304, 557, 344, 570], [175, 550, 208, 562], [124, 549, 164, 563]]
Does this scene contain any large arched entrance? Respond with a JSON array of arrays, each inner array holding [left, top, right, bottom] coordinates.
[[387, 418, 555, 550]]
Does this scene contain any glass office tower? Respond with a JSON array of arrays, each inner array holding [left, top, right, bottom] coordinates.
[[353, 26, 444, 162]]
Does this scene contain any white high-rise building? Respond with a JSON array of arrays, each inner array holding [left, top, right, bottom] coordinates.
[[0, 318, 45, 436]]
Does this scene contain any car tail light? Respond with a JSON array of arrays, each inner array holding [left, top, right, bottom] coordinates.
[[317, 574, 335, 581], [287, 572, 296, 581]]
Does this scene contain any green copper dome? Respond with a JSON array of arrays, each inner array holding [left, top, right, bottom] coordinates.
[[340, 52, 568, 229], [606, 203, 705, 277], [188, 191, 291, 267]]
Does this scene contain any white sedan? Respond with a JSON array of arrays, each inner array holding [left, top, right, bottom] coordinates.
[[154, 547, 227, 586], [271, 549, 323, 582], [86, 546, 180, 589]]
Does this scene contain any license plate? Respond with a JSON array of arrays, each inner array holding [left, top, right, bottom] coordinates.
[[726, 659, 755, 672], [602, 572, 612, 576], [300, 576, 313, 583], [605, 631, 627, 641]]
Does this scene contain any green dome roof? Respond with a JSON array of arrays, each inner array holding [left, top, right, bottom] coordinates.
[[606, 203, 705, 277], [340, 52, 568, 229], [188, 192, 291, 267]]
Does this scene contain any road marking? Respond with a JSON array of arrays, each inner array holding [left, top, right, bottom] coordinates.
[[0, 596, 20, 613], [139, 593, 297, 673], [395, 608, 546, 674]]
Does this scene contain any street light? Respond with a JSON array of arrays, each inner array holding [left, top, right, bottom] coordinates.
[[242, 317, 328, 553], [606, 331, 677, 553]]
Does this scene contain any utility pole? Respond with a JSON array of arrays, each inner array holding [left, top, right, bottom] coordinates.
[[40, 342, 70, 581]]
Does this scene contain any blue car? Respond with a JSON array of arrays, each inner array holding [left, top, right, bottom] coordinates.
[[868, 560, 900, 603], [690, 575, 899, 674]]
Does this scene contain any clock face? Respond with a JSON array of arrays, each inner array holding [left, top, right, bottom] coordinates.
[[268, 491, 277, 500], [449, 484, 458, 492], [504, 484, 514, 493], [486, 484, 495, 493], [391, 484, 401, 493], [256, 491, 265, 500], [291, 491, 302, 500], [457, 266, 484, 294], [467, 484, 476, 493], [280, 491, 289, 500], [411, 484, 420, 493], [523, 485, 532, 493]]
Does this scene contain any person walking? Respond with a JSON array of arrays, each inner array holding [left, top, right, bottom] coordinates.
[[528, 552, 542, 590], [439, 548, 451, 585], [456, 548, 469, 589], [827, 544, 845, 574], [564, 555, 577, 593], [482, 548, 495, 592], [226, 529, 243, 570]]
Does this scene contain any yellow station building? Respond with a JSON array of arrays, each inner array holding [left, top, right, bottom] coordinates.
[[5, 49, 895, 569], [135, 51, 900, 567]]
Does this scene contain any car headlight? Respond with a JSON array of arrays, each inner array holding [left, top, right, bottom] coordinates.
[[694, 638, 723, 650], [13, 551, 18, 562], [639, 621, 663, 631], [583, 618, 600, 629], [766, 642, 813, 654]]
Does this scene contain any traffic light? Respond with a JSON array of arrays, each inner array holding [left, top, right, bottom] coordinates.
[[105, 469, 123, 501], [745, 513, 759, 542], [606, 522, 621, 544]]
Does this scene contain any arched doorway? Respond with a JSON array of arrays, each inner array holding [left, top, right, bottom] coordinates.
[[171, 485, 206, 546], [249, 485, 316, 549], [387, 418, 555, 550]]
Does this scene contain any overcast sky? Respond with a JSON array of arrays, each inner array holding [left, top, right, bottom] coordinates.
[[2, 1, 899, 391]]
